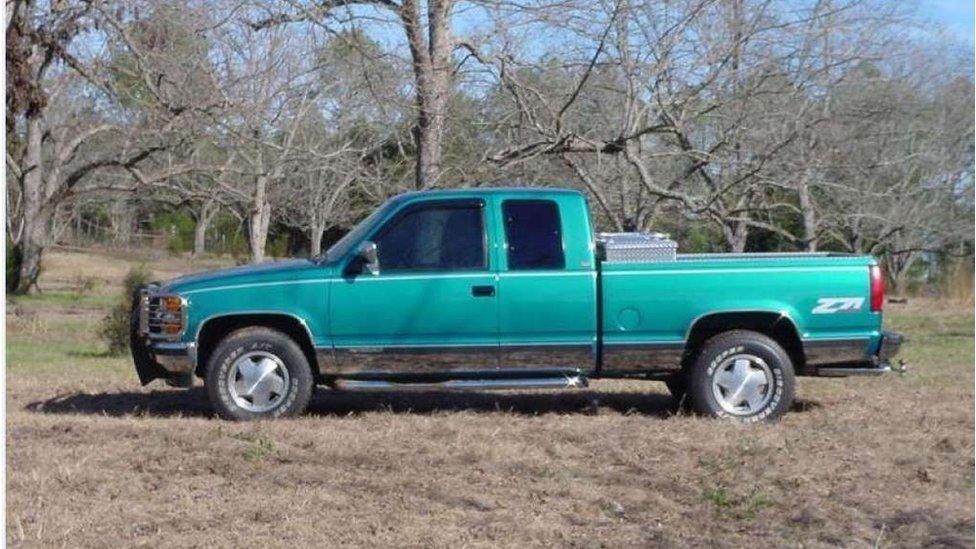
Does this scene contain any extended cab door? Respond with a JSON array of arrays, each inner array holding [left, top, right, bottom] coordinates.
[[493, 194, 597, 371], [328, 198, 499, 374]]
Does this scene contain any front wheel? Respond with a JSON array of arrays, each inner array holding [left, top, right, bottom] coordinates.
[[665, 375, 687, 406], [687, 330, 795, 423], [205, 327, 314, 421]]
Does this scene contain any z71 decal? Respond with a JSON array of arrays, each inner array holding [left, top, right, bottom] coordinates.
[[812, 297, 865, 314]]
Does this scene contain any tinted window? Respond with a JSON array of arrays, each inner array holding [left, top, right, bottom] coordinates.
[[374, 202, 485, 272], [503, 200, 565, 270]]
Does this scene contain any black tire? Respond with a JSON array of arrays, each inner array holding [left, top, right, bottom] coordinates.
[[665, 374, 688, 405], [205, 327, 314, 421], [687, 330, 794, 423]]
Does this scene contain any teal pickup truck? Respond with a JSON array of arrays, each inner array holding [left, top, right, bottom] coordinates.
[[132, 188, 901, 421]]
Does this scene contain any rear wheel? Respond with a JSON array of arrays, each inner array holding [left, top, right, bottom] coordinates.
[[205, 327, 313, 421], [687, 330, 794, 422]]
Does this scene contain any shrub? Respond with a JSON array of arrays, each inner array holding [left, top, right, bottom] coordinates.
[[99, 265, 153, 355]]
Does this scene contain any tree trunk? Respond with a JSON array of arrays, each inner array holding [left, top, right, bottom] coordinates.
[[892, 272, 910, 297], [193, 199, 218, 258], [15, 110, 46, 294], [889, 252, 917, 296], [414, 108, 444, 190], [248, 177, 271, 263], [798, 180, 818, 252], [192, 217, 207, 258], [402, 0, 453, 190], [14, 223, 46, 294], [309, 223, 325, 257], [724, 221, 749, 253]]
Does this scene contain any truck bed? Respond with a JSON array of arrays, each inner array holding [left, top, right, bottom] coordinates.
[[598, 253, 881, 373]]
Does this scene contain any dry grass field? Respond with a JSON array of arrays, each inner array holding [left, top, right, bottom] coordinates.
[[6, 249, 974, 547]]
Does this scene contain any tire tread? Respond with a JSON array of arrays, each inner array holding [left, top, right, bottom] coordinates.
[[205, 327, 314, 421], [687, 329, 795, 422]]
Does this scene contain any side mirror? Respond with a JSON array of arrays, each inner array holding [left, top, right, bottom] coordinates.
[[357, 241, 379, 275]]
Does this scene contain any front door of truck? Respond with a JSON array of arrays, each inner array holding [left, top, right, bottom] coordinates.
[[494, 197, 596, 370], [329, 198, 499, 374]]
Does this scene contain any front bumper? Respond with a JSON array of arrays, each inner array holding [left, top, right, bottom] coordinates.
[[130, 332, 197, 385], [150, 341, 197, 373], [816, 331, 904, 377], [130, 286, 195, 386]]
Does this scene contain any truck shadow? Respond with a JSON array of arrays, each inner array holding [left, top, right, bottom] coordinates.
[[25, 388, 821, 419]]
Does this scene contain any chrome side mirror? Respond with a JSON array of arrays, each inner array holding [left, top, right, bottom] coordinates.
[[357, 240, 379, 275]]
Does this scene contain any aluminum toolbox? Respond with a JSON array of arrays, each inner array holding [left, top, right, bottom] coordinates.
[[598, 232, 678, 262]]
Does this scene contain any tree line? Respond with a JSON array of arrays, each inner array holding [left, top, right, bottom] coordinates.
[[6, 0, 974, 294]]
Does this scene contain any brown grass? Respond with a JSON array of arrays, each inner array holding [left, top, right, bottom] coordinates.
[[6, 250, 974, 547]]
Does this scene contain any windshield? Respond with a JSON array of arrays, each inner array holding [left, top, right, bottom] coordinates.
[[320, 198, 398, 264]]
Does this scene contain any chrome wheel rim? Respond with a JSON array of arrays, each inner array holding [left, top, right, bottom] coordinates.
[[228, 351, 290, 413], [711, 353, 774, 416]]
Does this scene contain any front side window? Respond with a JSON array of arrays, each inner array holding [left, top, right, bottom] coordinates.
[[374, 202, 486, 272], [503, 200, 565, 270]]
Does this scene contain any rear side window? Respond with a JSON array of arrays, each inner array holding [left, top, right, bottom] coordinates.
[[375, 202, 486, 272], [503, 200, 565, 270]]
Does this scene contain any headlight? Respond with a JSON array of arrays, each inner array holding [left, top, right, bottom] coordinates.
[[142, 292, 187, 340]]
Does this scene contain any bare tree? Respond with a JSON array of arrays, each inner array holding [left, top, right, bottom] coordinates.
[[278, 161, 360, 256], [5, 0, 971, 287], [476, 0, 908, 250], [252, 0, 460, 190], [5, 0, 203, 292], [201, 19, 320, 262]]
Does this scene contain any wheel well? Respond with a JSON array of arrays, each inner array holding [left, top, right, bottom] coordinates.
[[194, 314, 318, 378], [684, 312, 805, 371]]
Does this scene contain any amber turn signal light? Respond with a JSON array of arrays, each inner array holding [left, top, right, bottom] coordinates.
[[161, 296, 183, 312]]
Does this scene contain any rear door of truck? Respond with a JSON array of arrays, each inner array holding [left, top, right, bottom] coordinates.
[[491, 192, 597, 371]]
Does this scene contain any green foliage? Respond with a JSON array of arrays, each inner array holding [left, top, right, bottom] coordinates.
[[98, 303, 131, 356], [11, 291, 115, 310], [704, 487, 731, 509], [210, 213, 249, 258], [653, 220, 725, 253], [98, 265, 152, 356], [266, 232, 290, 259], [151, 211, 195, 254], [682, 225, 723, 253], [704, 487, 773, 520], [229, 431, 277, 462]]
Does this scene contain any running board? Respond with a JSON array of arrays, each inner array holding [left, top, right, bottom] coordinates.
[[816, 365, 891, 377], [333, 376, 588, 392]]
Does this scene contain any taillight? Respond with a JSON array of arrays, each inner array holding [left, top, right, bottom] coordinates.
[[870, 265, 884, 312]]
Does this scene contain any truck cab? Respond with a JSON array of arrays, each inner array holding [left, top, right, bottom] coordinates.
[[132, 188, 902, 422], [327, 189, 598, 377]]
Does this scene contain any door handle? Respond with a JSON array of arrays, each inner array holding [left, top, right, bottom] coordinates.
[[471, 285, 495, 297]]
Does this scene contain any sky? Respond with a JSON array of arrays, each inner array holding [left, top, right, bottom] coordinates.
[[925, 0, 976, 45]]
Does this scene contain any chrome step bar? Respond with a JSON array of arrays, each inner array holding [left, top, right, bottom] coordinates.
[[817, 365, 891, 377], [333, 376, 588, 392]]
